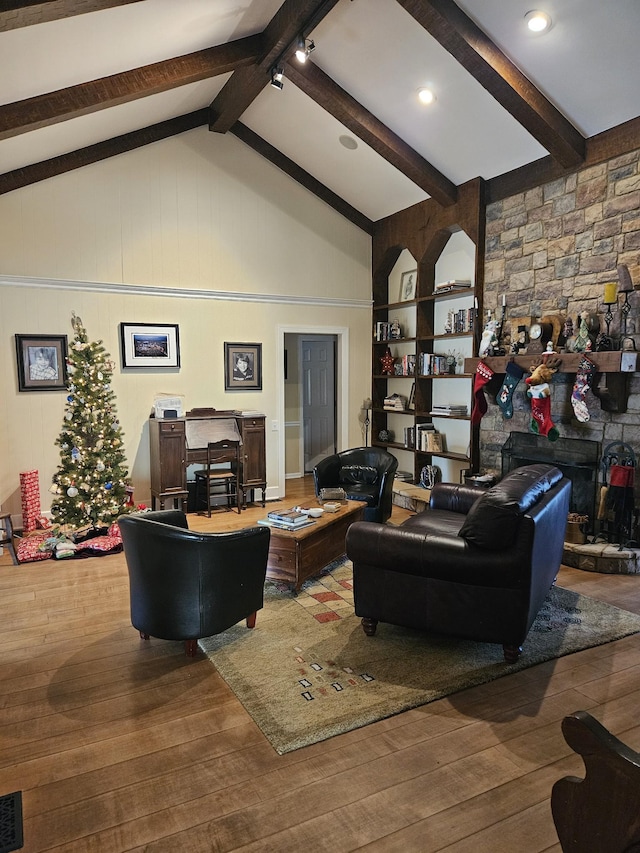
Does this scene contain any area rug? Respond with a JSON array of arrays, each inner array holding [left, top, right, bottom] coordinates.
[[199, 559, 640, 754]]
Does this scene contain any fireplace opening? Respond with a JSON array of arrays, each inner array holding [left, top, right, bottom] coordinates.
[[501, 433, 600, 533]]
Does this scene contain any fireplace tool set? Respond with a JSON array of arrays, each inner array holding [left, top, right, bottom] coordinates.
[[595, 441, 638, 549]]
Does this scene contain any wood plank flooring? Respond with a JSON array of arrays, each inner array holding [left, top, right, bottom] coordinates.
[[2, 476, 640, 852]]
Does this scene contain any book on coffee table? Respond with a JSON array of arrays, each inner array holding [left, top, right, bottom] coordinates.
[[258, 517, 315, 531], [267, 509, 308, 525]]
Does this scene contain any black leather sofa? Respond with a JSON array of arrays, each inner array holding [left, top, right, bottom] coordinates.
[[313, 447, 398, 523], [119, 509, 270, 656], [346, 464, 571, 661]]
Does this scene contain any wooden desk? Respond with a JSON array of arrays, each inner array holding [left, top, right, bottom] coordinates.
[[149, 409, 266, 509]]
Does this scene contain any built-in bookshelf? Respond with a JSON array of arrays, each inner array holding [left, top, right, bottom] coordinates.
[[371, 229, 483, 484]]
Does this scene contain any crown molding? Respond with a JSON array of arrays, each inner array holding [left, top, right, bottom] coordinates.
[[0, 274, 371, 309]]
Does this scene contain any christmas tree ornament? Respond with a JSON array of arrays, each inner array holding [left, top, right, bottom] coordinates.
[[71, 447, 81, 461], [105, 482, 113, 490], [96, 460, 105, 472], [67, 485, 78, 497]]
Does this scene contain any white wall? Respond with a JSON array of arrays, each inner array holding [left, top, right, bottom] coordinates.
[[0, 128, 372, 519]]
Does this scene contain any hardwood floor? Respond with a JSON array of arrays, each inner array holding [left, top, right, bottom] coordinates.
[[2, 476, 640, 852]]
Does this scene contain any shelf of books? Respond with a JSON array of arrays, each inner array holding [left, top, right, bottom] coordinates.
[[371, 234, 481, 485]]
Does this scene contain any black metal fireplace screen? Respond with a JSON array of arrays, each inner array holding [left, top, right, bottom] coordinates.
[[501, 433, 600, 532]]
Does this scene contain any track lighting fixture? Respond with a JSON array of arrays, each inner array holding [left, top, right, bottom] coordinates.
[[270, 67, 284, 90], [295, 37, 315, 63]]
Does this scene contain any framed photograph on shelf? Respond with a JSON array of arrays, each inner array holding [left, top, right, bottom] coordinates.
[[224, 342, 262, 391], [15, 334, 68, 392], [120, 323, 180, 369], [399, 269, 417, 302]]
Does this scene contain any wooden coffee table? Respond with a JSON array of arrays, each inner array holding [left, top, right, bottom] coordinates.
[[264, 499, 365, 591]]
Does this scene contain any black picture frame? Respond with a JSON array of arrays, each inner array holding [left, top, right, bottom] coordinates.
[[120, 323, 180, 369], [15, 334, 68, 392], [224, 342, 262, 391]]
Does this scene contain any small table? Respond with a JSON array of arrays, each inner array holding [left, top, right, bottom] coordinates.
[[264, 500, 365, 591]]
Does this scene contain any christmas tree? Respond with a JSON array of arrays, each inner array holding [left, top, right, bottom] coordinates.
[[50, 313, 131, 530]]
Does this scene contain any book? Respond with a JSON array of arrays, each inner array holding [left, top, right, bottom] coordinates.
[[257, 518, 315, 531], [267, 509, 308, 525], [435, 279, 472, 290]]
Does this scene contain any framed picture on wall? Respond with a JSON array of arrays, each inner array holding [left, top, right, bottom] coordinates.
[[120, 323, 180, 369], [399, 269, 417, 302], [224, 342, 262, 391], [15, 334, 68, 392]]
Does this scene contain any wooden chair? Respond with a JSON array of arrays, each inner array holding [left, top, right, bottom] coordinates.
[[0, 512, 18, 565], [551, 710, 640, 851], [194, 440, 243, 516]]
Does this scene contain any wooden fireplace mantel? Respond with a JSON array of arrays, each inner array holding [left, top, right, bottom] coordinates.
[[464, 351, 637, 412]]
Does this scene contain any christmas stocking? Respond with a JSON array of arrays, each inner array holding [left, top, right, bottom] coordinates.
[[571, 355, 596, 422], [527, 382, 559, 441], [471, 361, 494, 425], [496, 362, 525, 419]]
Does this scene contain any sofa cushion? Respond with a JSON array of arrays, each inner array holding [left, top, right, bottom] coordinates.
[[339, 465, 379, 485], [457, 464, 563, 550]]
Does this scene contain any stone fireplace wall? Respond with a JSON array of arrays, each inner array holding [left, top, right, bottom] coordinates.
[[479, 147, 640, 477]]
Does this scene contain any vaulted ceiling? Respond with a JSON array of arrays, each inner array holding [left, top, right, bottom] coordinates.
[[2, 0, 640, 234]]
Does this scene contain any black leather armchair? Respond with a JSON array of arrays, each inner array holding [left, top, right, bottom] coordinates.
[[346, 464, 571, 661], [118, 509, 270, 656], [313, 447, 398, 523]]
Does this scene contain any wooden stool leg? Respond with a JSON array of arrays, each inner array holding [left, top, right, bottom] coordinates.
[[185, 639, 198, 657], [246, 612, 257, 629], [0, 513, 17, 566]]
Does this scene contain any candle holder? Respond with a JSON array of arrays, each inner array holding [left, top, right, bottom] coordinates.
[[596, 300, 617, 351], [362, 398, 372, 446], [620, 288, 632, 340]]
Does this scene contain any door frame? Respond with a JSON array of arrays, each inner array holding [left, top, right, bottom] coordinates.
[[277, 324, 350, 496]]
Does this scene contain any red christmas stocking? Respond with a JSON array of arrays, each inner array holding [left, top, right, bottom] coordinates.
[[471, 361, 494, 425], [527, 382, 559, 441]]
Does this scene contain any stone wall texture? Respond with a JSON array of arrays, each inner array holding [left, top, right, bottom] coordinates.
[[480, 147, 640, 478]]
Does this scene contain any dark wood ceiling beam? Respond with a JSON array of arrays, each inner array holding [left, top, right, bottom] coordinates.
[[208, 0, 340, 134], [0, 110, 208, 195], [0, 1, 144, 32], [396, 0, 585, 169], [0, 35, 261, 141], [285, 60, 458, 208], [231, 121, 374, 234], [486, 115, 640, 204]]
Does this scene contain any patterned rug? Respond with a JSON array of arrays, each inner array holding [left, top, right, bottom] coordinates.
[[199, 559, 640, 754]]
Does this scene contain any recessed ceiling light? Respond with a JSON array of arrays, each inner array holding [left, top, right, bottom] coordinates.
[[417, 87, 436, 105], [339, 135, 358, 150], [525, 10, 552, 33]]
